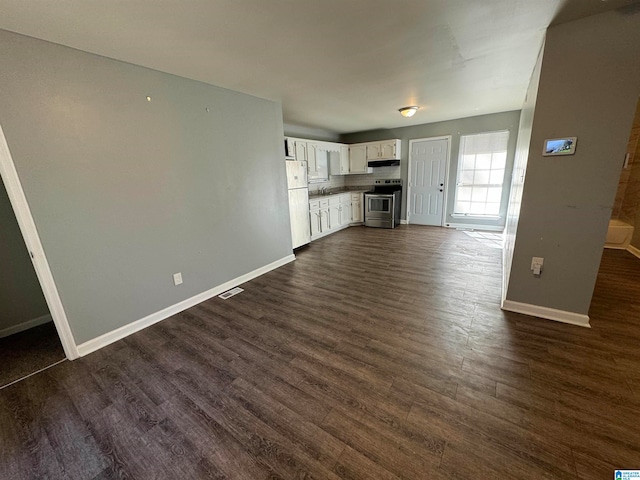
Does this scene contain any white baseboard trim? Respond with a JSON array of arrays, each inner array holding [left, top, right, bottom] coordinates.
[[445, 222, 504, 232], [0, 314, 53, 338], [501, 299, 590, 328], [400, 219, 408, 225], [76, 254, 296, 357], [627, 244, 640, 259]]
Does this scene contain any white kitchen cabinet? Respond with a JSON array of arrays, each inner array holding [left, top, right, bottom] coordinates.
[[366, 139, 401, 161], [309, 210, 321, 237], [340, 194, 352, 225], [332, 145, 349, 174], [309, 195, 356, 241], [340, 146, 350, 173], [329, 204, 341, 229], [309, 198, 330, 240], [350, 193, 363, 223], [379, 140, 399, 159], [285, 137, 296, 159], [294, 141, 307, 162], [330, 144, 372, 175], [307, 142, 318, 175], [294, 139, 319, 175], [366, 143, 381, 161], [349, 144, 368, 173]]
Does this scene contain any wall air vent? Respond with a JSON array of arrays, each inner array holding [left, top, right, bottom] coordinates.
[[218, 287, 244, 299]]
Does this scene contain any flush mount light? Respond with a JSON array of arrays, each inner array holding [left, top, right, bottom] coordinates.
[[399, 106, 419, 117]]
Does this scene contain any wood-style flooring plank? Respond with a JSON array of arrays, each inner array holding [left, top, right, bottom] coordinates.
[[2, 226, 640, 479]]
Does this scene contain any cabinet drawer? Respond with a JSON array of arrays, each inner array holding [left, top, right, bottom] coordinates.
[[351, 193, 361, 201], [319, 199, 330, 208], [329, 196, 342, 206], [309, 200, 320, 210]]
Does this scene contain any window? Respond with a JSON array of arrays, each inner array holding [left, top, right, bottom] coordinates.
[[453, 130, 509, 216]]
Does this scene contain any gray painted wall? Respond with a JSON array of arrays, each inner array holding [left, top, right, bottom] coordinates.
[[505, 10, 640, 314], [0, 30, 292, 345], [341, 111, 521, 227], [503, 43, 544, 299], [0, 177, 50, 332]]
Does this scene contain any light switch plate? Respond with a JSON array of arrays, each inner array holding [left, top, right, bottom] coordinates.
[[531, 257, 544, 270], [173, 272, 183, 285]]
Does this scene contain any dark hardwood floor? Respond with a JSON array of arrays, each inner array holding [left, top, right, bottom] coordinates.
[[0, 321, 65, 389], [1, 225, 639, 479]]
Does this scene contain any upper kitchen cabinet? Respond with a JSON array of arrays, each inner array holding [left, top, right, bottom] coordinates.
[[366, 139, 401, 161], [349, 144, 369, 173], [293, 140, 318, 176], [284, 137, 296, 159], [329, 144, 350, 175], [307, 142, 330, 183]]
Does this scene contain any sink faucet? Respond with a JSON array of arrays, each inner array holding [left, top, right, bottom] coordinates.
[[320, 186, 327, 195]]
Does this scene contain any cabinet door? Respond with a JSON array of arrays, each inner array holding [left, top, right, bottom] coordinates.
[[285, 138, 296, 159], [366, 143, 382, 160], [351, 200, 363, 223], [349, 145, 368, 173], [340, 145, 350, 174], [340, 201, 351, 225], [328, 205, 341, 230], [320, 208, 330, 232], [307, 143, 318, 175], [309, 211, 321, 237], [379, 140, 397, 159], [295, 141, 307, 162]]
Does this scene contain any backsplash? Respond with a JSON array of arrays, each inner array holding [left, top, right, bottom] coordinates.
[[308, 165, 401, 194]]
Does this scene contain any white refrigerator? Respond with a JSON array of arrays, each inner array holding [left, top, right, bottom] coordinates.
[[285, 160, 311, 249]]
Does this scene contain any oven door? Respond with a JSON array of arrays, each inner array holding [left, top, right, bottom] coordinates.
[[364, 193, 394, 228], [366, 194, 393, 216]]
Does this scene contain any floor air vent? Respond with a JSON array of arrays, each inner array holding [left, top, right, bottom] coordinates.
[[218, 287, 244, 300]]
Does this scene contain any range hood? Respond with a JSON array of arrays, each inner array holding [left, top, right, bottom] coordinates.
[[368, 159, 400, 167]]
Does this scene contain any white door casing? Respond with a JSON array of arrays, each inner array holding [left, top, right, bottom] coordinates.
[[408, 136, 451, 226], [0, 124, 79, 359]]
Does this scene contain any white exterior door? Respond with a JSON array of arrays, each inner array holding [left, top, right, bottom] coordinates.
[[408, 137, 449, 226]]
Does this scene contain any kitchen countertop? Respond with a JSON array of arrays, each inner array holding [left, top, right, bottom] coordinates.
[[308, 186, 371, 199]]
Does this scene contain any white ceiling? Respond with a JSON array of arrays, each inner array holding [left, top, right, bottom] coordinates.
[[0, 0, 637, 134]]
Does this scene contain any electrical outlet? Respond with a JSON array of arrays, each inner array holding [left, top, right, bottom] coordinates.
[[173, 272, 183, 286]]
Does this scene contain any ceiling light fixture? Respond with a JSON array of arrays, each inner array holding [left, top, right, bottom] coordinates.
[[399, 106, 419, 118]]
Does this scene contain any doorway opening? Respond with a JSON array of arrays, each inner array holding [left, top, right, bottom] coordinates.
[[0, 123, 79, 389], [606, 97, 640, 254], [0, 176, 65, 389], [591, 98, 640, 329]]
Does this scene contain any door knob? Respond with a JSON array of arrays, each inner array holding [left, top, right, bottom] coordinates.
[[439, 189, 443, 192], [440, 183, 444, 187]]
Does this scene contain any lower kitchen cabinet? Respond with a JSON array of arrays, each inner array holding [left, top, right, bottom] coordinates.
[[350, 193, 363, 223], [309, 193, 356, 241], [309, 198, 329, 239]]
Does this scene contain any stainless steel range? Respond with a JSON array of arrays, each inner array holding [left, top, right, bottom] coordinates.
[[364, 179, 402, 228]]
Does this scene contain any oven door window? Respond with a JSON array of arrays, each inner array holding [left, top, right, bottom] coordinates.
[[368, 196, 391, 213]]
